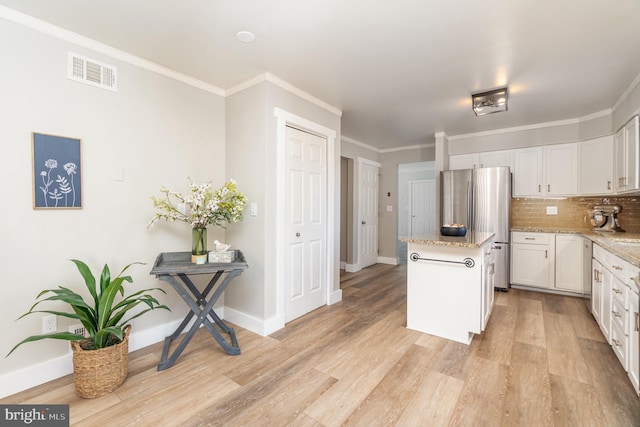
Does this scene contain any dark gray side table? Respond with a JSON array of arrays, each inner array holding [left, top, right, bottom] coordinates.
[[150, 250, 248, 371]]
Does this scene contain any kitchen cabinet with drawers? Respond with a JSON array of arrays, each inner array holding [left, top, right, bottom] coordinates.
[[511, 232, 590, 295], [592, 243, 640, 395]]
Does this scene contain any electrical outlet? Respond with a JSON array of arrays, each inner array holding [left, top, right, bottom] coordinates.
[[42, 315, 57, 334], [68, 324, 86, 337], [546, 206, 558, 215]]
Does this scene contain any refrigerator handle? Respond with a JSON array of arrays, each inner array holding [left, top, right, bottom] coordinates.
[[467, 180, 473, 230]]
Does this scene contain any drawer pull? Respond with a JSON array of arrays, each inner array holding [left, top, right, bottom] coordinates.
[[612, 310, 622, 318], [612, 338, 622, 347], [525, 237, 535, 240], [636, 312, 639, 331], [613, 288, 622, 295]]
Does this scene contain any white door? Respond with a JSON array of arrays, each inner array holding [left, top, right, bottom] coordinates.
[[285, 126, 327, 322], [409, 179, 435, 236], [359, 161, 379, 269]]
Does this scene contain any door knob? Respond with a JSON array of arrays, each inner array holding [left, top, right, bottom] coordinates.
[[362, 221, 366, 225], [296, 232, 300, 237]]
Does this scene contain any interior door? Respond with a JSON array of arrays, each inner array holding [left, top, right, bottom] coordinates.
[[285, 126, 327, 322], [409, 179, 435, 236], [359, 161, 379, 269]]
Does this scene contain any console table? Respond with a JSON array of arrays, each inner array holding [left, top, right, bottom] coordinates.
[[150, 250, 248, 371]]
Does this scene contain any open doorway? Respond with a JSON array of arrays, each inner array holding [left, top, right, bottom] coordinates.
[[397, 161, 436, 263]]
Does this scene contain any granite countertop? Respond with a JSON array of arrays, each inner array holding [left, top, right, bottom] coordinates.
[[512, 227, 640, 268], [402, 231, 495, 248]]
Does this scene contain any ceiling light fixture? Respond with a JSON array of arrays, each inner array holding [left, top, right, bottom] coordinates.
[[236, 31, 256, 43], [472, 87, 508, 116]]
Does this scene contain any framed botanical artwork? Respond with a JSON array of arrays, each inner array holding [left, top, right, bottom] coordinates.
[[32, 133, 82, 209]]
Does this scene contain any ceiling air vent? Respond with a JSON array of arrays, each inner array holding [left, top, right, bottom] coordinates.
[[67, 52, 117, 92]]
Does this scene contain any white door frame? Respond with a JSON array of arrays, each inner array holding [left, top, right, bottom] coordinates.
[[274, 108, 339, 326]]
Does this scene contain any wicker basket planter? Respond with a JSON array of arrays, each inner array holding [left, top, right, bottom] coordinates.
[[71, 325, 131, 398]]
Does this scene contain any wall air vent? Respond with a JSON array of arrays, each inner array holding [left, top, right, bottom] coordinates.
[[67, 52, 117, 92]]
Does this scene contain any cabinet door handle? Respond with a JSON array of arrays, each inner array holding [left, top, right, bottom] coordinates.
[[538, 184, 541, 192], [545, 250, 548, 259], [607, 181, 612, 190], [613, 287, 622, 294], [612, 338, 622, 347], [635, 312, 639, 331], [548, 184, 551, 192], [612, 310, 622, 318]]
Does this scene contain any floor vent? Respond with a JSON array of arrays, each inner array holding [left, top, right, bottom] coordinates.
[[67, 52, 117, 92]]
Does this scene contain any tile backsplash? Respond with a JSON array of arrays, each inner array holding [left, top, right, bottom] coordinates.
[[510, 196, 640, 232]]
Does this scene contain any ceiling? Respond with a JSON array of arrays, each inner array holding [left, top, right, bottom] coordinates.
[[2, 0, 640, 150]]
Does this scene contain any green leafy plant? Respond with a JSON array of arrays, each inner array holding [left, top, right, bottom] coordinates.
[[7, 259, 170, 355]]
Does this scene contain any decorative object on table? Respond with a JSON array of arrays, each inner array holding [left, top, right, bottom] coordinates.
[[214, 239, 232, 252], [440, 224, 467, 236], [7, 260, 170, 398], [148, 179, 247, 263], [32, 132, 82, 209]]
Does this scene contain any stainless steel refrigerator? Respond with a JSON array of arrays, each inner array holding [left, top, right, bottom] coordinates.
[[441, 166, 511, 290]]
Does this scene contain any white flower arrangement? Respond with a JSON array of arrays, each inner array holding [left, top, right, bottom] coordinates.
[[149, 179, 247, 229]]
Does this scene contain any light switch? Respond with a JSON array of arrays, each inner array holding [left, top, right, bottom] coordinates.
[[250, 202, 258, 216], [546, 206, 558, 215]]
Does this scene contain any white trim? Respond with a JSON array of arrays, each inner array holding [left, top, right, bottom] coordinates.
[[613, 70, 640, 112], [378, 256, 399, 265], [274, 107, 339, 324], [579, 109, 612, 122], [345, 263, 361, 273], [380, 143, 435, 153], [357, 157, 382, 168], [449, 118, 580, 141], [0, 6, 225, 96], [342, 135, 380, 153], [340, 261, 346, 270], [0, 316, 192, 399], [329, 289, 343, 305], [227, 72, 342, 118], [223, 306, 284, 337]]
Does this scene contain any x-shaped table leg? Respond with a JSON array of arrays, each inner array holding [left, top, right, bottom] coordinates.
[[157, 269, 242, 371]]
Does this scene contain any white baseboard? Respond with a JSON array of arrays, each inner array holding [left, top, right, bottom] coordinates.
[[0, 317, 190, 400], [340, 261, 346, 270], [378, 256, 398, 265], [223, 306, 284, 337], [345, 263, 360, 273], [329, 289, 343, 305]]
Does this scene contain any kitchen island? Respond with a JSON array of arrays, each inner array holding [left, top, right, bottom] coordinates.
[[402, 232, 495, 344]]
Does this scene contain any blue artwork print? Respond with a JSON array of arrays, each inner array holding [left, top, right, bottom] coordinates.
[[33, 133, 82, 209]]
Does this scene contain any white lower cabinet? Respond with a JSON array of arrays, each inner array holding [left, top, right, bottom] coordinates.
[[629, 278, 639, 394], [511, 232, 590, 294], [511, 232, 555, 288], [592, 243, 640, 395]]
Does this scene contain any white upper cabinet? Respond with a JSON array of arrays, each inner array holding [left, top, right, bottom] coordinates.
[[479, 150, 513, 169], [615, 116, 640, 194], [449, 149, 512, 171], [545, 142, 578, 196], [580, 135, 614, 195], [449, 153, 479, 170], [513, 143, 578, 197], [513, 147, 544, 196]]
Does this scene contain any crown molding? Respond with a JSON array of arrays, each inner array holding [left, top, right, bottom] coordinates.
[[613, 70, 640, 113], [341, 135, 380, 152], [379, 143, 435, 153], [0, 5, 225, 96], [227, 72, 342, 118]]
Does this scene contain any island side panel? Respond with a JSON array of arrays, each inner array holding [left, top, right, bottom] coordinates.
[[407, 242, 484, 344]]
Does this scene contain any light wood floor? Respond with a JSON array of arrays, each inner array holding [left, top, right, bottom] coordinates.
[[3, 263, 639, 426]]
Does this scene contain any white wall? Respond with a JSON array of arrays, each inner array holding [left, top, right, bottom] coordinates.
[[224, 80, 341, 333], [0, 19, 226, 395]]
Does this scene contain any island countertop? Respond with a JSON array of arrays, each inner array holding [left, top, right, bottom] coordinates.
[[401, 231, 495, 248]]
